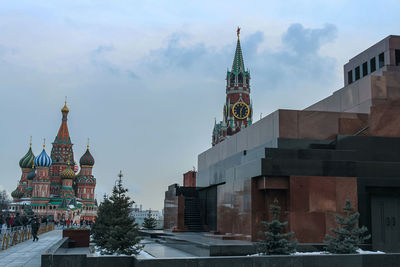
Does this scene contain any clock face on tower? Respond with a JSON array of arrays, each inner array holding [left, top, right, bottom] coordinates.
[[232, 102, 250, 120]]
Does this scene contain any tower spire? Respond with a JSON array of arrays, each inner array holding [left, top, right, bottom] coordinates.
[[56, 101, 71, 143], [232, 27, 245, 73]]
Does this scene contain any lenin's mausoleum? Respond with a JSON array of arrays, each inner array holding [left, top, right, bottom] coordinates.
[[164, 34, 400, 252]]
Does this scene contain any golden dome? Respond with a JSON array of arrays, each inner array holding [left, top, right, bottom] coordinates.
[[61, 103, 69, 113]]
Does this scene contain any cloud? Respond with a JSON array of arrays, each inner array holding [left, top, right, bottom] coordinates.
[[90, 44, 139, 79], [282, 23, 337, 55], [142, 23, 338, 93]]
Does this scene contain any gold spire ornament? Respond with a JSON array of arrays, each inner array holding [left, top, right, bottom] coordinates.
[[43, 138, 46, 149], [30, 136, 32, 148], [237, 26, 241, 40], [62, 96, 69, 113], [87, 138, 90, 150]]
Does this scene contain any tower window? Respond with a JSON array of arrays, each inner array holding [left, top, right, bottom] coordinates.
[[395, 50, 400, 66], [379, 52, 385, 68], [348, 70, 353, 84], [238, 73, 243, 84], [230, 74, 235, 85], [370, 57, 376, 72], [355, 66, 360, 80], [362, 62, 368, 77]]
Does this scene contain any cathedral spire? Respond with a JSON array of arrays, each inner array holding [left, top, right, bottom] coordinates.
[[232, 27, 245, 74], [55, 101, 71, 143]]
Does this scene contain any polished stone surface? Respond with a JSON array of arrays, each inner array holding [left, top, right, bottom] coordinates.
[[0, 230, 62, 267]]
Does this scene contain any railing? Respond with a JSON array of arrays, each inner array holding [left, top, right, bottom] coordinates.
[[1, 223, 54, 250]]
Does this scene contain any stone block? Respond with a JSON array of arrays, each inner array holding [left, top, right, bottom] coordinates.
[[309, 177, 336, 212], [253, 255, 303, 267], [302, 254, 362, 267], [290, 211, 326, 243], [362, 254, 400, 267], [290, 176, 309, 212]]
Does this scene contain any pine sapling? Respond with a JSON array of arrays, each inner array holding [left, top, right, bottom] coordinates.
[[324, 200, 370, 254], [257, 198, 297, 255]]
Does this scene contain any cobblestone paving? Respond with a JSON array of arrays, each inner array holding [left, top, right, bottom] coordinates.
[[0, 230, 62, 267]]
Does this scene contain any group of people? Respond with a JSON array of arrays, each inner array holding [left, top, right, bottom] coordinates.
[[55, 218, 93, 228], [0, 213, 47, 242]]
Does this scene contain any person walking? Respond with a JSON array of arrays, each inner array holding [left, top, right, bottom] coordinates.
[[5, 214, 11, 228], [31, 216, 40, 242]]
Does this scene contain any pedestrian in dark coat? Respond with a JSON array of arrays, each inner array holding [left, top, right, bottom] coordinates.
[[31, 216, 40, 242]]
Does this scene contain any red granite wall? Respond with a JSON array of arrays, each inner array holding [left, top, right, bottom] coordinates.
[[289, 176, 357, 243]]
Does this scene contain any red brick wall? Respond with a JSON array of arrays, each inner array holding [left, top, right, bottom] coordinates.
[[183, 171, 196, 187]]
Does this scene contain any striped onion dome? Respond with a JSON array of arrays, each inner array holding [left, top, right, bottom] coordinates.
[[34, 147, 52, 167], [19, 147, 35, 169], [61, 165, 75, 179], [80, 148, 95, 166]]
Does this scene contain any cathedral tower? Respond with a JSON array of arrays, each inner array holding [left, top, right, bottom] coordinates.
[[49, 101, 75, 196], [76, 142, 96, 206], [212, 28, 253, 146], [32, 142, 52, 205]]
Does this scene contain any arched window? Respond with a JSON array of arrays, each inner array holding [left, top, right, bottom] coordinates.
[[230, 73, 235, 85], [238, 73, 243, 84]]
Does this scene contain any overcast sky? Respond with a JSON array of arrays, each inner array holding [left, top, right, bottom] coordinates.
[[1, 1, 399, 210]]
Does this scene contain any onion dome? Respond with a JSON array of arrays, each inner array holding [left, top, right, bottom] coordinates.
[[80, 149, 95, 166], [27, 166, 36, 180], [34, 144, 52, 167], [11, 188, 22, 198], [61, 101, 69, 113], [19, 142, 35, 169], [80, 142, 95, 166], [61, 163, 75, 179]]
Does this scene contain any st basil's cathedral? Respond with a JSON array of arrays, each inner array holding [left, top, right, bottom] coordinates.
[[10, 102, 98, 222]]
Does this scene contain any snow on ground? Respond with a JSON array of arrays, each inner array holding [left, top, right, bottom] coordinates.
[[247, 249, 385, 256], [92, 246, 154, 258], [356, 248, 384, 254]]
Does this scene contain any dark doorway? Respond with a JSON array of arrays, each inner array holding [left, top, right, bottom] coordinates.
[[199, 185, 217, 231], [371, 195, 400, 252]]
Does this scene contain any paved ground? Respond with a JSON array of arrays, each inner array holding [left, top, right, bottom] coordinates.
[[0, 230, 62, 267], [141, 238, 194, 258]]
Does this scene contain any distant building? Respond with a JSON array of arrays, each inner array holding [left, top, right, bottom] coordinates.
[[131, 205, 163, 229], [183, 170, 196, 187], [163, 171, 201, 231]]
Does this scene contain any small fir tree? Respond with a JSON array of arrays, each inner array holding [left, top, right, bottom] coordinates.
[[91, 171, 142, 255], [324, 200, 371, 254], [257, 198, 297, 255], [142, 211, 157, 229]]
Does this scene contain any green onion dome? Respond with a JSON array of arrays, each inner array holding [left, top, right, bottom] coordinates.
[[19, 146, 35, 169], [11, 188, 22, 198], [27, 167, 36, 180], [61, 165, 75, 179]]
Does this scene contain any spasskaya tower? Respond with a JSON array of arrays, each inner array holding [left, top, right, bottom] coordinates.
[[212, 27, 253, 146]]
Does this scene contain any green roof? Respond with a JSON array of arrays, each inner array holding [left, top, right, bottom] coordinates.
[[232, 39, 245, 74]]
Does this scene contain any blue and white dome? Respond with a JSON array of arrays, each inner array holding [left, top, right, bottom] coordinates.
[[34, 147, 52, 167]]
